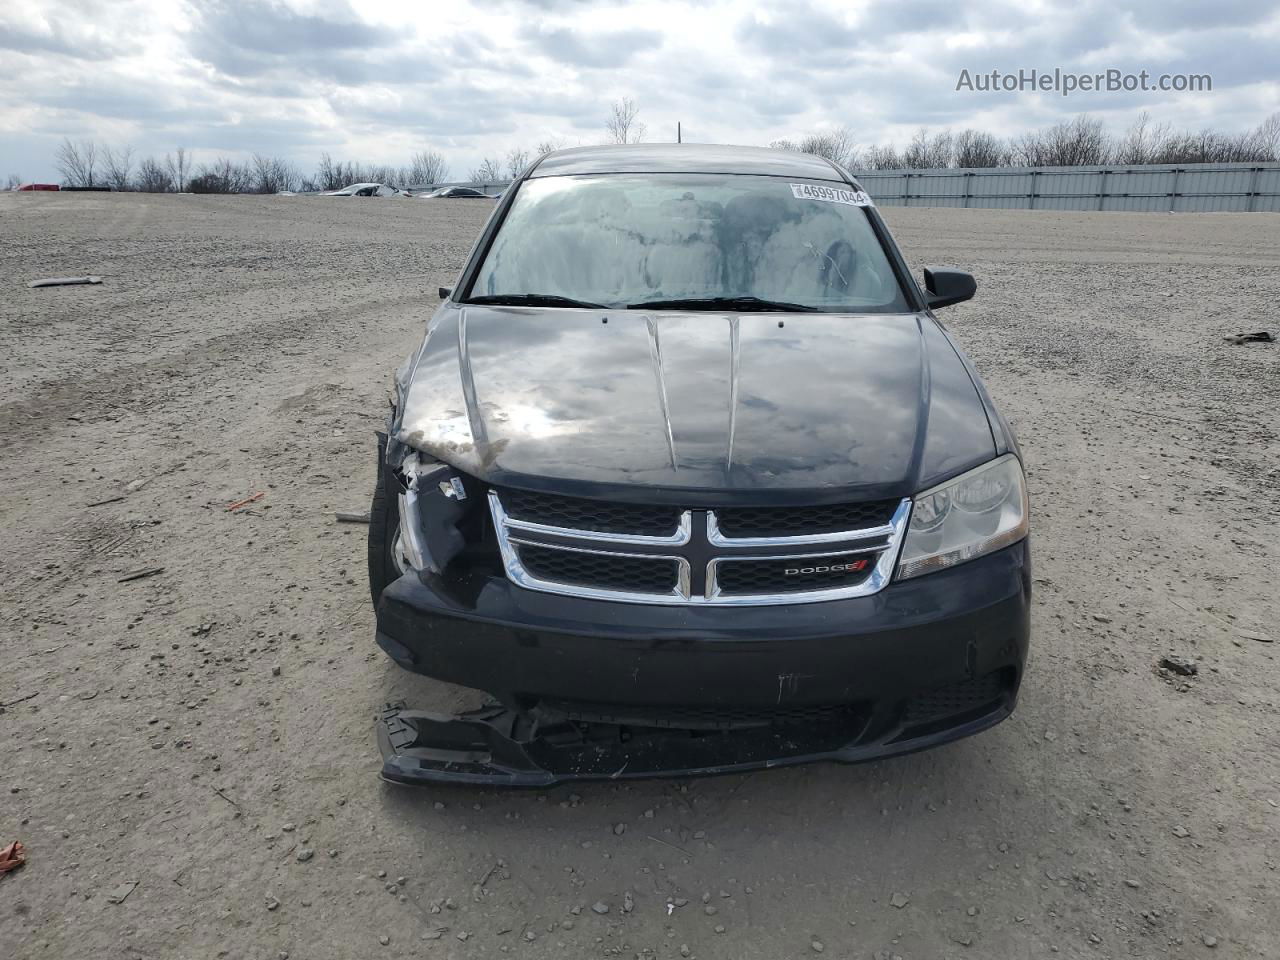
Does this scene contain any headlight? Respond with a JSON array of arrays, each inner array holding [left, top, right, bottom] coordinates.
[[896, 454, 1028, 580]]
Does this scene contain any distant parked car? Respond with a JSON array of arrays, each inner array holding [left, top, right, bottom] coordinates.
[[422, 186, 490, 198], [323, 183, 405, 197]]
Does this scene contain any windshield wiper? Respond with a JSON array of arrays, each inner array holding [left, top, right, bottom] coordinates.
[[626, 296, 818, 313], [464, 293, 608, 309]]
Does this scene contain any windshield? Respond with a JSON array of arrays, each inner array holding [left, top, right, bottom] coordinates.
[[466, 173, 911, 313]]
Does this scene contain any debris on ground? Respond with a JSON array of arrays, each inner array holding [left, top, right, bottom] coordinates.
[[335, 511, 370, 523], [889, 892, 910, 908], [28, 275, 103, 288], [1223, 331, 1274, 345], [1159, 655, 1199, 676], [117, 566, 164, 583], [106, 880, 139, 904], [227, 492, 265, 511], [0, 841, 26, 874]]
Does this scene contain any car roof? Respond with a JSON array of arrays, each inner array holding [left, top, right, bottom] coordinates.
[[530, 143, 854, 184]]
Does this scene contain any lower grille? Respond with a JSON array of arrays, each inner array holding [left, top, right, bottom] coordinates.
[[517, 543, 680, 595], [902, 673, 1007, 727], [714, 552, 877, 596], [541, 699, 866, 732]]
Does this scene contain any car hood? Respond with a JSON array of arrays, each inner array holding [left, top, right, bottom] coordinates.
[[394, 305, 996, 504]]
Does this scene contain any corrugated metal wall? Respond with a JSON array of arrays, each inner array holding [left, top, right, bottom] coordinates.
[[850, 162, 1280, 212]]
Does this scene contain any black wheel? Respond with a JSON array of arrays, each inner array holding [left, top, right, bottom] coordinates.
[[368, 435, 406, 606]]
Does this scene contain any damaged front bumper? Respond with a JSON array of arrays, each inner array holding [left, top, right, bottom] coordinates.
[[374, 540, 1031, 787], [377, 692, 1015, 787]]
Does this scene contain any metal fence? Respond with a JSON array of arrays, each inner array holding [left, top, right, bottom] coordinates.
[[849, 162, 1280, 212]]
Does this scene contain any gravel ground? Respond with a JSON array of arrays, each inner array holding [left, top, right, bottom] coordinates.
[[1, 192, 1277, 960]]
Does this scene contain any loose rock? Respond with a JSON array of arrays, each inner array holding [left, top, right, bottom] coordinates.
[[1159, 655, 1198, 676]]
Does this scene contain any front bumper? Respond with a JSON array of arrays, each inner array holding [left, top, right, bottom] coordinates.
[[374, 539, 1030, 786]]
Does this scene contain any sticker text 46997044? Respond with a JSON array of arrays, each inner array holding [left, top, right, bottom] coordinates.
[[789, 183, 873, 206]]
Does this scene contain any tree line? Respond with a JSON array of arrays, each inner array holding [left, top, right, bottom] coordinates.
[[774, 112, 1280, 170], [39, 142, 454, 193], [13, 106, 1280, 193]]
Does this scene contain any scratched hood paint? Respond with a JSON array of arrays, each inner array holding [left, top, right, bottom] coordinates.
[[394, 304, 996, 504]]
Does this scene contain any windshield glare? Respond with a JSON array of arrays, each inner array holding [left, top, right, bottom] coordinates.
[[468, 174, 911, 313]]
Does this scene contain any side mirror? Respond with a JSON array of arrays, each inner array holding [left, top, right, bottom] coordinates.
[[438, 286, 452, 300], [923, 267, 976, 310]]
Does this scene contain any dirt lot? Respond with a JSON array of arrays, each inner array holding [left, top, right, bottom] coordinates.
[[1, 192, 1277, 960]]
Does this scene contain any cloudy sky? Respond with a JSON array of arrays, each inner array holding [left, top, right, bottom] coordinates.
[[2, 0, 1276, 182]]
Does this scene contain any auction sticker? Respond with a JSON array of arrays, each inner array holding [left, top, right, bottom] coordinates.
[[789, 182, 873, 206]]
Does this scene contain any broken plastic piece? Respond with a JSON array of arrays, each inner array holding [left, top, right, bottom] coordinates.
[[28, 275, 103, 288], [0, 840, 25, 874], [1224, 331, 1274, 345], [117, 566, 164, 583], [106, 880, 138, 904], [394, 454, 466, 574]]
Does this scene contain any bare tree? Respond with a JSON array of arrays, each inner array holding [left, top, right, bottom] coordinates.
[[1252, 111, 1280, 161], [535, 137, 567, 157], [953, 129, 1005, 167], [135, 156, 173, 192], [315, 152, 340, 191], [1012, 116, 1109, 166], [408, 150, 449, 185], [188, 157, 252, 193], [54, 138, 97, 187], [5, 173, 21, 190], [860, 144, 903, 170], [102, 145, 135, 190], [605, 97, 646, 144], [901, 129, 954, 169], [468, 157, 503, 182], [248, 154, 300, 193], [772, 127, 859, 169], [505, 148, 531, 179], [165, 147, 190, 192]]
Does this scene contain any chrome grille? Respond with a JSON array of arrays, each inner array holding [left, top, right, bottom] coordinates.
[[490, 489, 910, 606], [714, 500, 900, 538], [502, 488, 682, 537], [713, 551, 878, 596], [517, 543, 682, 594]]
